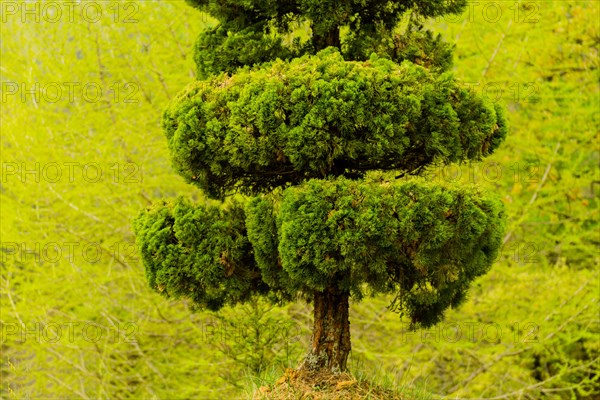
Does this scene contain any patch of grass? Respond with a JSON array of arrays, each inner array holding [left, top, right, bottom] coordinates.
[[246, 367, 433, 400], [350, 359, 433, 400]]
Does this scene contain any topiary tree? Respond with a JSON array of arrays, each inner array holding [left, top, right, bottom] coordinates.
[[133, 0, 508, 373]]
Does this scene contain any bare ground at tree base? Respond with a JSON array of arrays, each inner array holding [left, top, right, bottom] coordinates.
[[251, 368, 408, 400]]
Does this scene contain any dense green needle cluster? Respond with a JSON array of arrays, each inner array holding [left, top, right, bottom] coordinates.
[[164, 49, 506, 199], [133, 198, 269, 311], [134, 178, 504, 327], [248, 178, 505, 327], [134, 0, 508, 331], [185, 0, 465, 78]]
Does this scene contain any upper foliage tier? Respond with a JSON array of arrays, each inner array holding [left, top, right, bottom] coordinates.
[[185, 0, 465, 78], [163, 49, 507, 199]]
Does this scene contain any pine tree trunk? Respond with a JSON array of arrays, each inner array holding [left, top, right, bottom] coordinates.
[[300, 288, 351, 373]]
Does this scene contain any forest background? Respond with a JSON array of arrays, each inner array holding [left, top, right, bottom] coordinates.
[[1, 0, 598, 398]]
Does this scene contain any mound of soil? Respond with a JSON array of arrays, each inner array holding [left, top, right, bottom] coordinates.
[[251, 368, 407, 400]]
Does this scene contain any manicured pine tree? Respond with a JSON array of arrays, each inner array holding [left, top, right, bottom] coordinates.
[[134, 0, 508, 373]]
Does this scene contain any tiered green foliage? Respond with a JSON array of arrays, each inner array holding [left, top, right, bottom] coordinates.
[[133, 0, 507, 344], [185, 0, 464, 78], [163, 49, 506, 198], [249, 178, 504, 327]]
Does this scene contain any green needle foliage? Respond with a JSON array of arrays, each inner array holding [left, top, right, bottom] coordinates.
[[184, 0, 466, 78], [247, 178, 505, 328], [134, 198, 269, 311], [163, 49, 506, 199], [134, 0, 508, 372]]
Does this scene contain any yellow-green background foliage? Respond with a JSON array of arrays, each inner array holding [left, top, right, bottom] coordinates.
[[1, 1, 598, 398]]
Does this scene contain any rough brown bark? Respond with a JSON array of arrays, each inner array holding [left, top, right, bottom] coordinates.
[[300, 288, 351, 372]]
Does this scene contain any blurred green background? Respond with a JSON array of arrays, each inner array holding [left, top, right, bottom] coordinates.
[[1, 1, 598, 398]]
